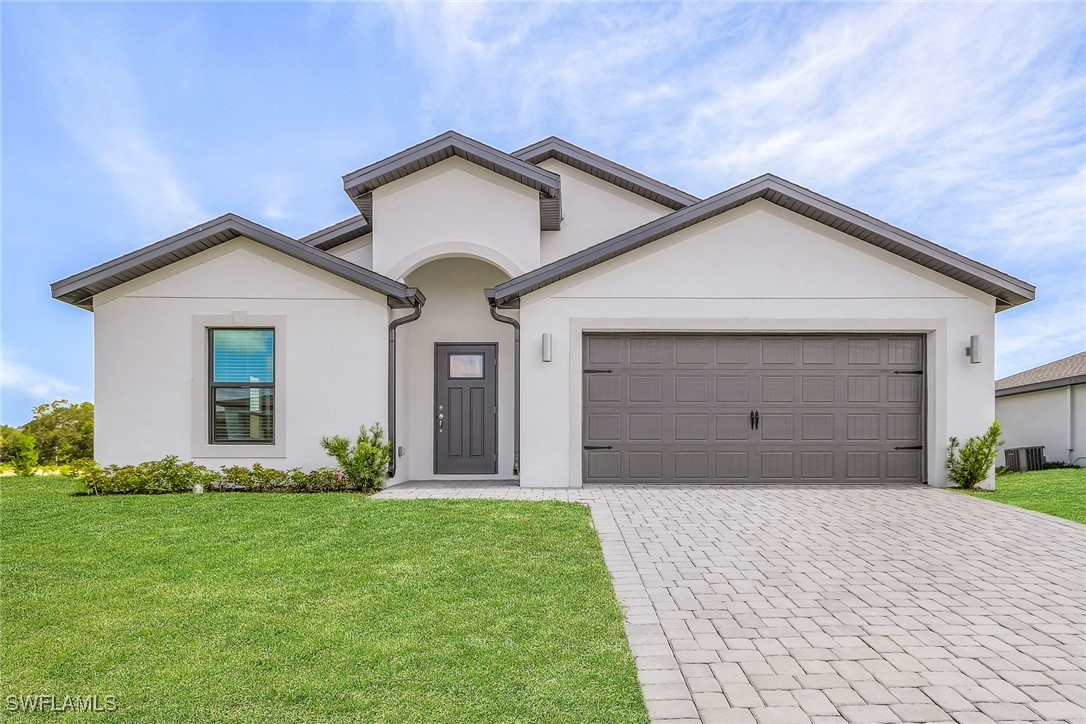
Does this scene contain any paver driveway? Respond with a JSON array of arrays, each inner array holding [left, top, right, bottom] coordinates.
[[375, 484, 1086, 723]]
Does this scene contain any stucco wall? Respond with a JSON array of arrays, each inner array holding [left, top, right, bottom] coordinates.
[[517, 200, 997, 488], [370, 157, 541, 280], [93, 238, 389, 470], [328, 234, 373, 269], [997, 384, 1085, 465], [536, 158, 672, 264], [391, 257, 515, 484]]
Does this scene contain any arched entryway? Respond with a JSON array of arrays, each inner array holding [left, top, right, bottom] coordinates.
[[394, 256, 516, 482]]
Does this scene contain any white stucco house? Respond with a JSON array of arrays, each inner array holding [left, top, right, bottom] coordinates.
[[52, 131, 1035, 488], [996, 351, 1086, 467]]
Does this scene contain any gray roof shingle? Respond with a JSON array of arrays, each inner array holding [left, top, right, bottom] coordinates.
[[996, 351, 1086, 396]]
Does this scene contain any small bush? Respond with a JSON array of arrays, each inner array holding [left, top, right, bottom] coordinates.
[[11, 431, 39, 477], [68, 456, 359, 496], [320, 423, 392, 493], [946, 420, 1003, 490], [72, 456, 217, 495], [211, 465, 348, 493]]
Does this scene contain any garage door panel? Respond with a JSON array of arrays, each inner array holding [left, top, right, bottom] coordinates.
[[583, 334, 924, 484], [630, 375, 663, 402]]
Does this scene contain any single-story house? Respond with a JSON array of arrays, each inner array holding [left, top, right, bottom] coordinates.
[[52, 131, 1035, 488], [996, 351, 1086, 466]]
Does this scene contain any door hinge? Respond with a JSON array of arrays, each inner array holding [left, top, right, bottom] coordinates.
[[584, 445, 614, 450], [893, 445, 923, 450], [583, 369, 613, 374], [893, 370, 924, 375]]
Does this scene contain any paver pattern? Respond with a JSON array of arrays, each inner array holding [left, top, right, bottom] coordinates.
[[375, 483, 1086, 723]]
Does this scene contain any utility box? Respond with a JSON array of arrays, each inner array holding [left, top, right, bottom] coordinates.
[[1005, 446, 1045, 472]]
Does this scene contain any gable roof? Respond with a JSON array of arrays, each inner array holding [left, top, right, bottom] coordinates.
[[513, 136, 699, 210], [299, 214, 372, 251], [342, 130, 564, 231], [996, 351, 1086, 397], [51, 213, 423, 310], [486, 173, 1036, 311]]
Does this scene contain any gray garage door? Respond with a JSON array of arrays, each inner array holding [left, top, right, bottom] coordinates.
[[582, 334, 925, 484]]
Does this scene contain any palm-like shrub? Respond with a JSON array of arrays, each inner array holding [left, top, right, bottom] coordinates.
[[320, 423, 392, 493], [946, 420, 1003, 489]]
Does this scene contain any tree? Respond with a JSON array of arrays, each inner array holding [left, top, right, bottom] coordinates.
[[0, 424, 21, 462], [11, 430, 39, 476], [22, 400, 94, 465]]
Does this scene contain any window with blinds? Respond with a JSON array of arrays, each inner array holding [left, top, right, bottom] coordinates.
[[209, 328, 274, 444]]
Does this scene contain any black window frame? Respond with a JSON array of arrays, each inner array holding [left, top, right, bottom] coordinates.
[[208, 327, 275, 445]]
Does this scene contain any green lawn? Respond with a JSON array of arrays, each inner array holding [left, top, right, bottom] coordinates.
[[962, 467, 1086, 524], [1, 476, 647, 722]]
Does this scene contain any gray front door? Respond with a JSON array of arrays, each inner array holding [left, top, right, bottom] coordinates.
[[435, 343, 498, 475], [582, 334, 925, 484]]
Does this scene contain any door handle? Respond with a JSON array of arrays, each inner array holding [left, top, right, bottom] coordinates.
[[755, 411, 759, 430], [750, 410, 755, 430], [437, 412, 444, 432]]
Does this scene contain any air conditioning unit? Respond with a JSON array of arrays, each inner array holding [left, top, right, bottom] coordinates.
[[1005, 446, 1045, 472]]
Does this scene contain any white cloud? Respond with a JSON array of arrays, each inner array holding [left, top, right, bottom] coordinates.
[[0, 354, 77, 402], [367, 1, 1086, 375], [35, 11, 208, 235]]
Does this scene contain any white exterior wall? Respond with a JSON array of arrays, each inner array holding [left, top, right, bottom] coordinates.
[[389, 257, 515, 484], [535, 159, 672, 264], [997, 384, 1085, 465], [518, 201, 997, 488], [93, 239, 389, 470], [370, 157, 541, 280], [328, 234, 373, 269]]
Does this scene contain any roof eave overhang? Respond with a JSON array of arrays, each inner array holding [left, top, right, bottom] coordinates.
[[513, 137, 700, 210], [996, 374, 1086, 398], [51, 214, 415, 311], [487, 174, 1036, 310], [342, 131, 563, 231], [299, 214, 372, 251]]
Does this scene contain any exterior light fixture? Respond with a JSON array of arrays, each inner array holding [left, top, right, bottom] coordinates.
[[965, 335, 981, 364], [542, 333, 553, 362]]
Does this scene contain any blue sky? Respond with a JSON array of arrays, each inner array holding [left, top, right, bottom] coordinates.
[[2, 2, 1084, 425]]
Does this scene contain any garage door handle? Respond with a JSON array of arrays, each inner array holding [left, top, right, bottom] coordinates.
[[894, 445, 922, 450], [750, 410, 755, 430], [584, 445, 614, 450]]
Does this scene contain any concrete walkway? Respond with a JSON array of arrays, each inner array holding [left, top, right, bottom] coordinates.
[[375, 483, 1086, 723]]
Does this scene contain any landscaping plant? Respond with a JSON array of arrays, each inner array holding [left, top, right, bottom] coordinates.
[[320, 423, 392, 493], [10, 430, 39, 477], [946, 420, 1003, 489]]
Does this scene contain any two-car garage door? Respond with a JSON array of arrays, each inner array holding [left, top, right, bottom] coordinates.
[[582, 334, 925, 484]]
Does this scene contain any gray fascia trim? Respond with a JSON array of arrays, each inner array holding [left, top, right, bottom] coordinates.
[[299, 215, 372, 251], [488, 173, 1036, 310], [51, 213, 415, 309], [513, 136, 700, 210], [342, 130, 561, 202], [996, 375, 1086, 398]]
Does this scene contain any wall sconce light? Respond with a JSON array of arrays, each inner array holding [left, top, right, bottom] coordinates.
[[965, 334, 981, 364], [542, 333, 553, 363]]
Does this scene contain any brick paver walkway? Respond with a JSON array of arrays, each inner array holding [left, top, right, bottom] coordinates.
[[375, 483, 1086, 723]]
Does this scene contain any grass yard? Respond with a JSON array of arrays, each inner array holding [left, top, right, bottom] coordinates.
[[1, 476, 647, 722], [962, 467, 1086, 524]]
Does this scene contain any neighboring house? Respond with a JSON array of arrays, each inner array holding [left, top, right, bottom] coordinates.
[[996, 351, 1086, 466], [51, 131, 1035, 488]]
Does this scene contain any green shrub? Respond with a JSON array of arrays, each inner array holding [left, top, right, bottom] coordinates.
[[72, 456, 216, 495], [320, 423, 392, 493], [216, 463, 293, 492], [68, 456, 358, 496], [11, 431, 39, 477], [946, 420, 1003, 489]]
